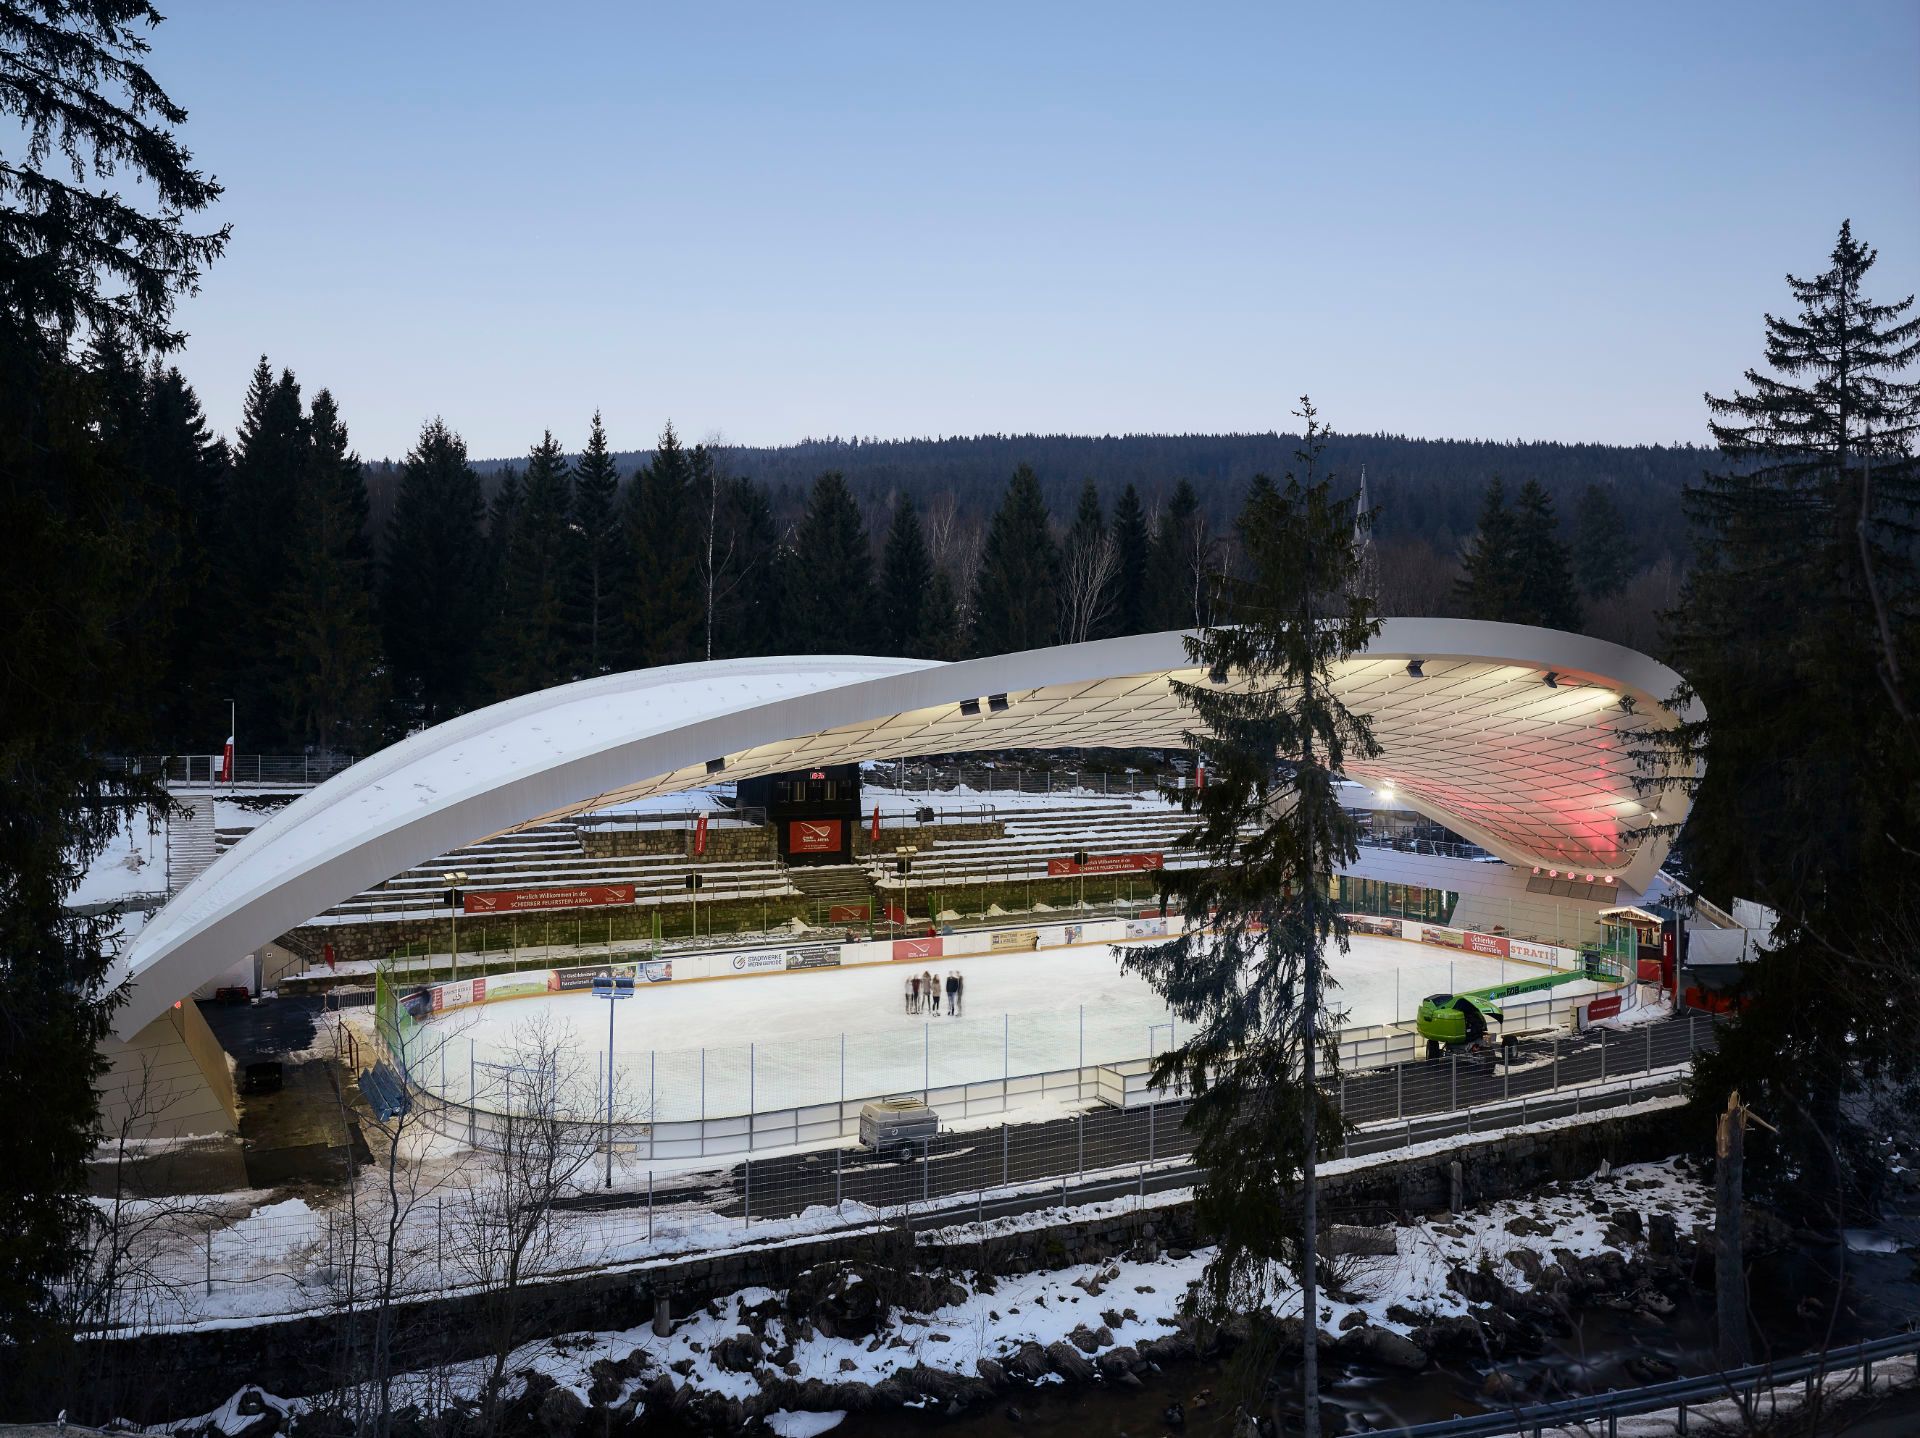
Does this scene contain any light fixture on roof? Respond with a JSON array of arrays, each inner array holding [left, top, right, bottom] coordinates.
[[959, 698, 981, 717], [705, 757, 727, 774], [1542, 671, 1560, 689], [987, 693, 1010, 713], [1405, 658, 1425, 679], [1618, 693, 1637, 714]]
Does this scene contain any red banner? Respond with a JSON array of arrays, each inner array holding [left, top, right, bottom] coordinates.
[[828, 903, 870, 922], [790, 819, 843, 854], [464, 884, 634, 915], [870, 805, 880, 842], [1463, 931, 1510, 958], [1586, 994, 1624, 1022], [893, 936, 943, 961], [1047, 852, 1164, 877], [694, 812, 709, 855]]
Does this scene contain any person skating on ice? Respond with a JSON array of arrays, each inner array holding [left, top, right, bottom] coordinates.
[[954, 970, 964, 1016], [904, 974, 916, 1014], [944, 970, 958, 1015]]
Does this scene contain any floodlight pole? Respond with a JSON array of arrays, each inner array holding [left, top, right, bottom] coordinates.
[[605, 985, 616, 1187]]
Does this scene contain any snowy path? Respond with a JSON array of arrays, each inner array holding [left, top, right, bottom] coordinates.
[[411, 935, 1590, 1120]]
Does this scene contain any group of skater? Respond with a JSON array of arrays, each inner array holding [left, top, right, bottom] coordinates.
[[904, 968, 965, 1016]]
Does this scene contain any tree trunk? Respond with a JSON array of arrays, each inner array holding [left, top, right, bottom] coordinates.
[[1715, 1090, 1749, 1368]]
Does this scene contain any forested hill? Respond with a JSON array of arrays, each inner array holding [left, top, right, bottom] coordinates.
[[465, 431, 1708, 563]]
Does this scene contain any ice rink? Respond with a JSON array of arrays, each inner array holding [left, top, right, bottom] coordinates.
[[410, 935, 1592, 1121]]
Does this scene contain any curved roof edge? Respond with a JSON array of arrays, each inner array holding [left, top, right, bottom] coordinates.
[[113, 621, 1695, 1034]]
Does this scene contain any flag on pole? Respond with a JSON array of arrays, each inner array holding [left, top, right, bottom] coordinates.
[[1195, 760, 1206, 790], [870, 805, 881, 842], [219, 735, 234, 784], [694, 811, 709, 855]]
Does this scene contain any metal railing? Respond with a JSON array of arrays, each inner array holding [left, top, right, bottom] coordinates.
[[103, 752, 359, 787], [1380, 1328, 1920, 1437]]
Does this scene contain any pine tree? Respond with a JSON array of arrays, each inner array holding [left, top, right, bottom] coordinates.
[[1126, 403, 1379, 1438], [1510, 478, 1581, 630], [227, 358, 307, 739], [1452, 476, 1522, 620], [1666, 222, 1920, 1208], [971, 464, 1060, 655], [382, 419, 489, 727], [1110, 483, 1152, 635], [569, 412, 622, 676], [270, 389, 383, 754], [491, 432, 576, 697], [1572, 482, 1629, 599], [617, 423, 702, 668], [1148, 479, 1207, 629], [787, 472, 874, 652], [1059, 479, 1117, 644], [920, 566, 965, 660], [877, 496, 932, 656]]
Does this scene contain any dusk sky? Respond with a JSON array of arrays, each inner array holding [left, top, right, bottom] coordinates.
[[157, 1, 1919, 461]]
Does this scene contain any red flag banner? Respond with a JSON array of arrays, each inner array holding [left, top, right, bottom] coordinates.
[[694, 812, 709, 855], [464, 884, 635, 915], [870, 805, 880, 842], [219, 735, 234, 784], [1046, 852, 1164, 877]]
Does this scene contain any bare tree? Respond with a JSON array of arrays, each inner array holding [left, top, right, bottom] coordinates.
[[1059, 528, 1119, 644], [454, 1013, 625, 1435]]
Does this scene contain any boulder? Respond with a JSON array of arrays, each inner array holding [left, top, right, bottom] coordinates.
[[1009, 1343, 1050, 1381], [1349, 1325, 1429, 1372], [785, 1261, 888, 1341], [1097, 1345, 1143, 1378], [536, 1386, 586, 1438], [1045, 1341, 1098, 1382], [1328, 1224, 1399, 1257]]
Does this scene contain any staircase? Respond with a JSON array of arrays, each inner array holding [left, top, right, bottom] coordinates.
[[166, 793, 219, 894], [785, 864, 878, 921]]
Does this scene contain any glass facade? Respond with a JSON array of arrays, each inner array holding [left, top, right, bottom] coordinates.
[[1334, 874, 1459, 925]]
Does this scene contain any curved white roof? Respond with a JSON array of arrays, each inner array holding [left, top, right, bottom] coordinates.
[[114, 621, 1694, 1033]]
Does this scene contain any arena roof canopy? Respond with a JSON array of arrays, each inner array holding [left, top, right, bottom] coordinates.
[[114, 620, 1695, 1034]]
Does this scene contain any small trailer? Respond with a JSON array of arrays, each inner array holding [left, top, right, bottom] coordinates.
[[858, 1098, 939, 1160]]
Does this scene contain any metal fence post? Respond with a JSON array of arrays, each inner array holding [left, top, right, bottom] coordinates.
[[1148, 1102, 1156, 1163], [1553, 1034, 1559, 1093], [1450, 1051, 1457, 1111], [648, 1170, 654, 1241], [1002, 1123, 1009, 1187], [1645, 1023, 1652, 1073], [205, 1223, 213, 1294], [744, 1158, 751, 1227], [835, 1148, 843, 1213], [1077, 1113, 1084, 1178], [1601, 1029, 1608, 1084], [749, 1042, 756, 1150], [923, 1145, 930, 1206], [1396, 1062, 1403, 1120]]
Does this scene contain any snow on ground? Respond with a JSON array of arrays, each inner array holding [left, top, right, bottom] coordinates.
[[410, 935, 1604, 1121], [167, 1157, 1713, 1436], [70, 805, 169, 908]]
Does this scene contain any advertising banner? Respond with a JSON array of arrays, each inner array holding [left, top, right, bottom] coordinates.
[[827, 903, 870, 922], [885, 904, 908, 926], [694, 812, 709, 855], [728, 950, 787, 975], [638, 960, 673, 984], [1124, 917, 1168, 939], [432, 978, 482, 1011], [892, 936, 943, 961], [1420, 925, 1466, 950], [789, 819, 844, 854], [1063, 923, 1084, 944], [1584, 994, 1624, 1023], [991, 929, 1040, 952], [1046, 852, 1164, 877], [1508, 939, 1559, 966], [550, 962, 638, 992], [1463, 931, 1510, 958], [484, 971, 550, 1001], [1342, 914, 1401, 939], [785, 944, 841, 971], [465, 883, 634, 915]]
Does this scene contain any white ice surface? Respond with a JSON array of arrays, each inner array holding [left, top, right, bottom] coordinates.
[[412, 936, 1602, 1120]]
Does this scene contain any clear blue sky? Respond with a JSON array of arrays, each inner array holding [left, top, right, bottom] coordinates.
[[155, 1, 1920, 461]]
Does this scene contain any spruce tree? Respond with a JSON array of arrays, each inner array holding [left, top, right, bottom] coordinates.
[[1060, 479, 1117, 644], [787, 472, 874, 652], [711, 476, 784, 659], [1126, 402, 1379, 1438], [1148, 479, 1206, 629], [617, 423, 702, 668], [1510, 478, 1581, 630], [270, 389, 383, 755], [877, 496, 932, 656], [382, 419, 489, 727], [1666, 222, 1920, 1209], [0, 0, 224, 1367], [138, 364, 230, 746], [971, 464, 1060, 655], [1110, 483, 1152, 634], [491, 431, 576, 696], [920, 566, 965, 660], [227, 358, 307, 738], [569, 412, 622, 676], [1452, 476, 1522, 620], [1572, 482, 1629, 599]]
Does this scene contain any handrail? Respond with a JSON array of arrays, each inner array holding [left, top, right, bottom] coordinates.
[[1374, 1328, 1920, 1436]]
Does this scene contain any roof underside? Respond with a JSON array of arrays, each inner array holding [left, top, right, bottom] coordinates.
[[115, 620, 1694, 1034]]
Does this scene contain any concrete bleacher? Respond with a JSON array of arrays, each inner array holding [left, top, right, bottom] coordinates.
[[869, 802, 1196, 892]]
